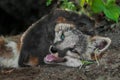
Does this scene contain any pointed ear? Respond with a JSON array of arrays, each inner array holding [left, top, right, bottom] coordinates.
[[56, 17, 66, 23], [0, 36, 5, 45], [91, 36, 111, 55], [0, 36, 6, 52]]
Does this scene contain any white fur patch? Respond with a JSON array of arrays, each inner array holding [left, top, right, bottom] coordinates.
[[0, 41, 19, 68], [66, 51, 80, 59], [59, 56, 82, 67], [55, 23, 74, 32]]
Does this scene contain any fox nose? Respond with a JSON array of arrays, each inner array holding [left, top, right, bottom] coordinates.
[[50, 46, 58, 53]]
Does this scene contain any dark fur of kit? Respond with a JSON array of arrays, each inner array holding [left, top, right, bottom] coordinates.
[[18, 9, 95, 67]]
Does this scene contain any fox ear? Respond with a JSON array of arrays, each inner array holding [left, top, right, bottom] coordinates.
[[0, 36, 6, 52], [91, 36, 111, 55], [56, 17, 67, 23], [0, 36, 5, 45]]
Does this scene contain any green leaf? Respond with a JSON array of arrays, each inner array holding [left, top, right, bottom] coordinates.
[[79, 0, 86, 7], [104, 4, 120, 22], [86, 0, 93, 6], [81, 60, 94, 65], [106, 0, 115, 5], [46, 0, 52, 6], [91, 0, 105, 13], [61, 1, 76, 11]]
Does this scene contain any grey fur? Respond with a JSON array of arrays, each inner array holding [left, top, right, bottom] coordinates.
[[48, 23, 111, 67]]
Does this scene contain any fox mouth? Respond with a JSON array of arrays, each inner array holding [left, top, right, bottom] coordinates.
[[44, 54, 67, 64]]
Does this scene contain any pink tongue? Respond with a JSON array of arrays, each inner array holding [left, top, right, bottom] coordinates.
[[44, 54, 58, 62]]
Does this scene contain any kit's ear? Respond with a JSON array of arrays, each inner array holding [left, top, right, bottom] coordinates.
[[0, 36, 6, 48], [56, 17, 66, 23], [90, 36, 111, 59]]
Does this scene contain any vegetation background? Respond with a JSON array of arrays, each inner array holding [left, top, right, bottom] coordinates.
[[0, 0, 120, 35]]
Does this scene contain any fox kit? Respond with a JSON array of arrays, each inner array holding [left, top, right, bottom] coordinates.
[[44, 27, 111, 67], [19, 9, 111, 67], [0, 9, 111, 68]]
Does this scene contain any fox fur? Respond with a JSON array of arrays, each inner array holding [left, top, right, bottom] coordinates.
[[0, 9, 111, 68]]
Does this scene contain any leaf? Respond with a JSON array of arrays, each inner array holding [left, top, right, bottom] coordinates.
[[91, 0, 105, 13], [61, 1, 76, 11], [86, 0, 93, 6], [106, 0, 115, 5], [46, 0, 52, 6], [104, 4, 120, 22], [79, 0, 86, 7], [67, 2, 76, 10], [81, 60, 94, 65]]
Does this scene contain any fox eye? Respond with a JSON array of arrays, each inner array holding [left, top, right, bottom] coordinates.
[[60, 33, 65, 40]]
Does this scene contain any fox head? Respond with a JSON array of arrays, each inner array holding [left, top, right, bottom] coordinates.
[[44, 22, 111, 67]]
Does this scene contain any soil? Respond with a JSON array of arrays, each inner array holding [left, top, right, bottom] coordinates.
[[0, 22, 120, 80]]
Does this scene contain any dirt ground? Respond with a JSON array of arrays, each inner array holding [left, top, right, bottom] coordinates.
[[0, 23, 120, 80]]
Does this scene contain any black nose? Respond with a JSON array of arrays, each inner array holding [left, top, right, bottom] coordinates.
[[50, 46, 58, 53]]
